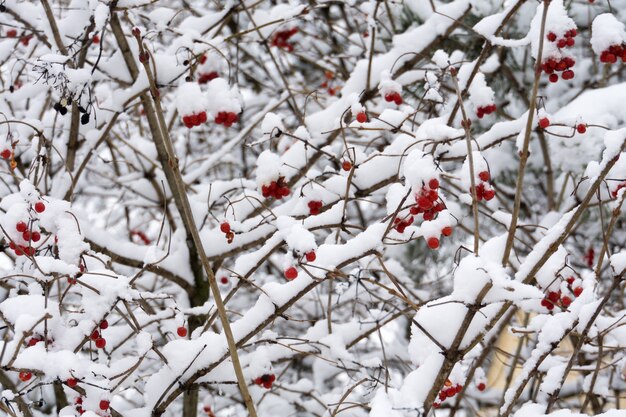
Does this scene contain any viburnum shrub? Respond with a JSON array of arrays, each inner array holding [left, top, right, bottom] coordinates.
[[1, 2, 626, 417]]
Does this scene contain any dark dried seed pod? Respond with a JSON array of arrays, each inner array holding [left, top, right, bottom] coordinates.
[[80, 113, 90, 125], [78, 106, 86, 113], [59, 106, 68, 116]]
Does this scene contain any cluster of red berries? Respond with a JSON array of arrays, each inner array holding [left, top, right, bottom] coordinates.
[[74, 397, 85, 415], [384, 91, 403, 105], [1, 148, 12, 159], [254, 373, 276, 389], [541, 56, 575, 83], [433, 379, 463, 408], [9, 202, 46, 257], [271, 28, 298, 52], [198, 71, 219, 84], [177, 325, 188, 337], [476, 104, 496, 119], [356, 111, 367, 123], [261, 177, 290, 199], [599, 44, 626, 64], [26, 334, 53, 347], [308, 200, 323, 215], [182, 111, 207, 128], [215, 111, 239, 127], [90, 319, 109, 349], [542, 29, 577, 82], [68, 263, 85, 285], [425, 226, 454, 250], [540, 277, 583, 311], [321, 70, 340, 95], [471, 171, 495, 201], [220, 221, 235, 244], [409, 179, 444, 221], [393, 215, 414, 234]]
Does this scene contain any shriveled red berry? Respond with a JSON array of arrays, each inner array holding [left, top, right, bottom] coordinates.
[[34, 202, 46, 213], [177, 326, 188, 337], [284, 267, 298, 280], [427, 237, 440, 250]]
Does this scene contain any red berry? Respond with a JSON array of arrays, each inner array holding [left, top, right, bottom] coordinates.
[[562, 70, 574, 80], [16, 221, 27, 232], [429, 178, 439, 189], [549, 73, 559, 83], [220, 222, 230, 234], [90, 330, 100, 340], [95, 337, 106, 349], [561, 296, 572, 307], [284, 267, 298, 280], [539, 117, 550, 129], [573, 287, 583, 297], [99, 320, 108, 329], [220, 276, 229, 285], [576, 124, 586, 134], [99, 400, 110, 410], [34, 202, 45, 213], [341, 161, 352, 171], [442, 226, 453, 237], [483, 189, 496, 201], [305, 251, 316, 262], [548, 291, 560, 303], [19, 371, 32, 382], [356, 112, 367, 123], [477, 382, 486, 391], [7, 29, 17, 38], [177, 326, 188, 337], [547, 32, 557, 42], [22, 231, 30, 241], [131, 27, 141, 37], [427, 237, 440, 250], [66, 378, 78, 387], [31, 231, 41, 242], [0, 149, 11, 159], [566, 276, 575, 285], [478, 171, 490, 182]]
